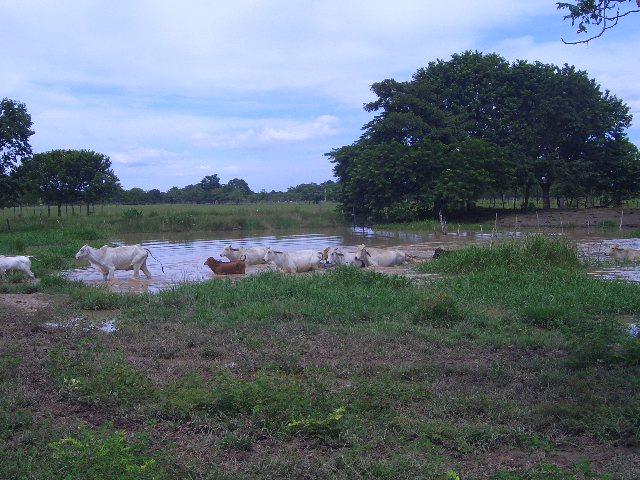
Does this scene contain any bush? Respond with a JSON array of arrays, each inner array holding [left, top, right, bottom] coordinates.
[[413, 293, 466, 328], [50, 349, 153, 409], [159, 371, 334, 432], [122, 208, 143, 219], [49, 425, 167, 480], [422, 236, 579, 274], [519, 305, 566, 329], [287, 406, 347, 441]]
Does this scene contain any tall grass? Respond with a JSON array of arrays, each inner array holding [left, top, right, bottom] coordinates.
[[421, 236, 580, 274], [1, 202, 343, 235]]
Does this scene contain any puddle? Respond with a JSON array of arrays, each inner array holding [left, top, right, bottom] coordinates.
[[62, 226, 640, 290], [44, 316, 118, 334]]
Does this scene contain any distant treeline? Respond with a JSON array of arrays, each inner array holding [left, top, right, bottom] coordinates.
[[328, 51, 640, 222], [114, 176, 339, 205]]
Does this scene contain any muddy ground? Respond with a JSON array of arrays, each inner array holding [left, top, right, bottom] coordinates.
[[1, 289, 638, 479]]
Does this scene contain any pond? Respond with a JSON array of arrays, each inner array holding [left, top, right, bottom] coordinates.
[[63, 226, 640, 292]]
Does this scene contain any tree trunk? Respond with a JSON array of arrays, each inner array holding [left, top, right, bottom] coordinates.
[[57, 203, 62, 217], [47, 205, 51, 217], [541, 183, 551, 209], [523, 184, 531, 208], [86, 203, 90, 215]]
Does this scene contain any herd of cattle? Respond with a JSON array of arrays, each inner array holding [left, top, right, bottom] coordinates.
[[1, 243, 639, 281], [72, 243, 409, 279]]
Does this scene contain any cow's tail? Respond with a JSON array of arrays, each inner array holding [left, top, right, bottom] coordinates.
[[27, 256, 40, 261], [144, 248, 165, 273]]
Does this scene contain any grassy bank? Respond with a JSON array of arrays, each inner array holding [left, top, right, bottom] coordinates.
[[1, 236, 638, 478], [1, 202, 343, 235]]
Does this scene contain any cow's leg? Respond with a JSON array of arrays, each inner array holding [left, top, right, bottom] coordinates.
[[24, 268, 35, 279], [132, 262, 141, 279], [141, 261, 152, 279], [107, 267, 116, 281]]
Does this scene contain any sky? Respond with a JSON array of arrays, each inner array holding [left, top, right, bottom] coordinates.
[[1, 1, 639, 192]]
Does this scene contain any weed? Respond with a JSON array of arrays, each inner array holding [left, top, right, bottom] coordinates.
[[49, 424, 167, 480], [413, 293, 466, 327]]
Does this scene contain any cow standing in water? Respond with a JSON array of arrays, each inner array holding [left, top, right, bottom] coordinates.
[[221, 245, 268, 265], [204, 256, 246, 275], [354, 245, 406, 267], [75, 244, 161, 281]]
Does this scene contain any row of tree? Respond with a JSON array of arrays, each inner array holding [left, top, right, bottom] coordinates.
[[328, 51, 640, 222], [0, 99, 338, 214], [116, 177, 339, 205]]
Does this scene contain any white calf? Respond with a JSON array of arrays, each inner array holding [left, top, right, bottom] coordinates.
[[0, 255, 36, 279]]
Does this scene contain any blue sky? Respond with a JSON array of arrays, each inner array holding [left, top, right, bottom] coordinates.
[[1, 1, 638, 191]]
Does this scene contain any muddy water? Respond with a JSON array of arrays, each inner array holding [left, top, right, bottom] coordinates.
[[63, 226, 640, 291]]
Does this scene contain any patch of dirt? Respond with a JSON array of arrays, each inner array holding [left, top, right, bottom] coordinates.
[[0, 292, 54, 313]]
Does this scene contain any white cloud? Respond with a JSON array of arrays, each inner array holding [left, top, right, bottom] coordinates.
[[191, 115, 339, 148]]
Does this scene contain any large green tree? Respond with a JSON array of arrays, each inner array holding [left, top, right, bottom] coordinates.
[[0, 98, 34, 207], [20, 149, 119, 215], [328, 51, 636, 221]]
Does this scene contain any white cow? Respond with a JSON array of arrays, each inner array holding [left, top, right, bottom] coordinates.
[[324, 246, 364, 267], [75, 244, 156, 281], [0, 255, 36, 279], [354, 244, 406, 267], [221, 245, 268, 265], [264, 248, 323, 273]]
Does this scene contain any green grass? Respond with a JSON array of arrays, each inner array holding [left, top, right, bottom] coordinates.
[[375, 219, 489, 232], [1, 218, 638, 478], [1, 202, 343, 235]]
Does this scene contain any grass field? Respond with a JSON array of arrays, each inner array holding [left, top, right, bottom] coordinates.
[[0, 202, 344, 234], [0, 211, 639, 478]]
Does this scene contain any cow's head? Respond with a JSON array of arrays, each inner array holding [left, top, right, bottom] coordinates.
[[221, 244, 239, 258], [204, 257, 219, 268], [610, 244, 624, 254], [75, 245, 92, 260]]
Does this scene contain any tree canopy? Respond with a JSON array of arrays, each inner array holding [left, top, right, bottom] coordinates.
[[0, 98, 34, 207], [558, 0, 640, 43], [19, 149, 119, 215], [328, 51, 638, 222]]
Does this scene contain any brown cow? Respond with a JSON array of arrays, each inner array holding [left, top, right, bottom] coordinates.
[[204, 256, 246, 275]]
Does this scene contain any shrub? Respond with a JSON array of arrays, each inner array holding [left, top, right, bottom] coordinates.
[[49, 425, 167, 480], [413, 293, 466, 328], [519, 305, 565, 329], [287, 406, 347, 441], [159, 372, 333, 432], [122, 208, 143, 219], [422, 236, 579, 274], [50, 349, 153, 409]]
